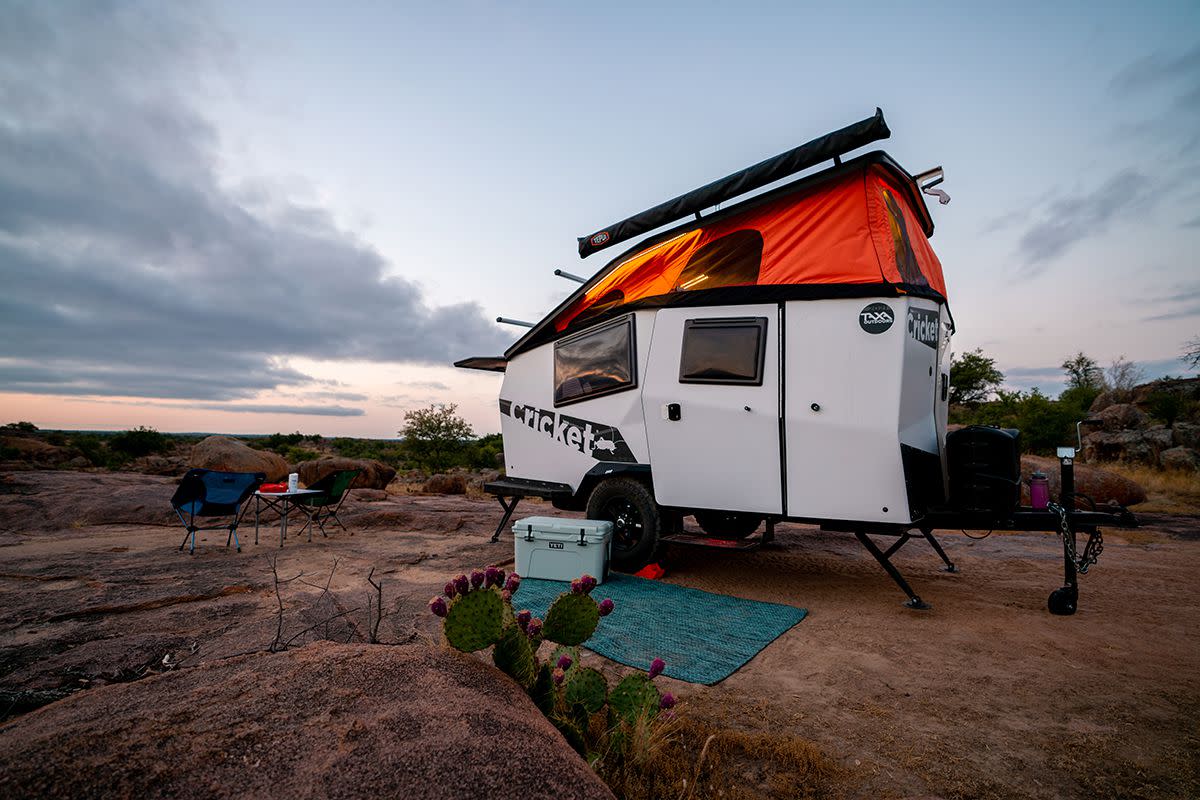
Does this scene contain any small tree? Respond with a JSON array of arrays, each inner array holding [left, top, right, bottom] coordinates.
[[949, 348, 1004, 405], [1105, 355, 1144, 402], [400, 403, 474, 472], [1061, 352, 1105, 391], [1184, 335, 1200, 371]]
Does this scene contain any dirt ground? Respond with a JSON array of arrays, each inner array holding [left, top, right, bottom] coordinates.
[[1, 471, 1198, 799]]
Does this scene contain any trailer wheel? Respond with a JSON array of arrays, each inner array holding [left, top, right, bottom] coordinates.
[[694, 511, 762, 540], [586, 478, 662, 572]]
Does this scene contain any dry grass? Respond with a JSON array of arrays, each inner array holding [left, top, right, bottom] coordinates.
[[1103, 464, 1200, 514], [597, 709, 845, 800]]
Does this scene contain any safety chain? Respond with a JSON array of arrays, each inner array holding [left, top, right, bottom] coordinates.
[[1047, 502, 1104, 574]]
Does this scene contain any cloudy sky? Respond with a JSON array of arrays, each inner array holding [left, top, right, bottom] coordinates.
[[2, 1, 1197, 437]]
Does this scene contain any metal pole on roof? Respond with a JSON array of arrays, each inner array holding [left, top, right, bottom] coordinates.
[[553, 268, 587, 284], [496, 316, 535, 328]]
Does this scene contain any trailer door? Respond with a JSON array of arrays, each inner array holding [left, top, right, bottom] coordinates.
[[641, 305, 781, 514]]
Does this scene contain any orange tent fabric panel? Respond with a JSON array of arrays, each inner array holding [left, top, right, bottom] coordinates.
[[555, 165, 944, 332]]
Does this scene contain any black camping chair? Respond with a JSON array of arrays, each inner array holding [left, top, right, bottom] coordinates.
[[294, 469, 360, 539], [171, 469, 265, 554]]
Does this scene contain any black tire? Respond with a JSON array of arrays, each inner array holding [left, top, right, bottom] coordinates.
[[694, 510, 762, 540], [586, 477, 662, 572]]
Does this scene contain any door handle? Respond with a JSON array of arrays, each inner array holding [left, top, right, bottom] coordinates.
[[665, 403, 682, 421]]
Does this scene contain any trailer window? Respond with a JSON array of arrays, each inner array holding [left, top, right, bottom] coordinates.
[[554, 315, 636, 405], [679, 317, 767, 385], [672, 229, 763, 292]]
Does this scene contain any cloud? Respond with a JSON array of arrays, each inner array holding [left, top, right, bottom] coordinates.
[[0, 2, 507, 403], [1014, 169, 1155, 268], [191, 403, 365, 417], [1109, 45, 1200, 94]]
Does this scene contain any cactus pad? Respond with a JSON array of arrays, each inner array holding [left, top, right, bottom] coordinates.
[[442, 588, 503, 652], [609, 674, 661, 724], [492, 623, 536, 689], [552, 717, 587, 756], [531, 663, 556, 715], [564, 667, 607, 713], [543, 592, 600, 646]]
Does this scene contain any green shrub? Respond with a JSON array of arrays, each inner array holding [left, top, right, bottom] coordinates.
[[1, 421, 38, 432], [109, 426, 170, 458]]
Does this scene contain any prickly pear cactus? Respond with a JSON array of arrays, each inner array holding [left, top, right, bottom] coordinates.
[[564, 666, 608, 713], [553, 717, 587, 755], [531, 663, 556, 716], [542, 592, 600, 646], [492, 623, 536, 689], [609, 673, 661, 724], [443, 588, 503, 652]]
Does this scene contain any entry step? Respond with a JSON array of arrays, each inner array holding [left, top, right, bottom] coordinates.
[[660, 533, 764, 551]]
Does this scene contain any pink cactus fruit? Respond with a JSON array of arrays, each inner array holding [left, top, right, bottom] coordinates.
[[504, 573, 521, 593], [556, 654, 573, 671], [598, 598, 615, 616], [443, 580, 457, 599], [659, 692, 676, 709], [648, 658, 665, 679], [516, 610, 532, 631], [484, 566, 503, 588], [526, 617, 543, 638], [452, 574, 470, 596], [428, 596, 448, 617], [570, 578, 584, 595], [579, 574, 597, 594], [501, 589, 512, 603], [470, 569, 485, 589], [552, 667, 565, 686]]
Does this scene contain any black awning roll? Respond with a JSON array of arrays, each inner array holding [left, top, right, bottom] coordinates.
[[577, 108, 890, 259]]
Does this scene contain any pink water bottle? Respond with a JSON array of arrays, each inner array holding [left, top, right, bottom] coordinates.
[[1030, 471, 1049, 510]]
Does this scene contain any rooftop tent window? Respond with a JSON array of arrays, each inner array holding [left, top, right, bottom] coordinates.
[[672, 229, 763, 293], [679, 317, 768, 385], [554, 315, 637, 406]]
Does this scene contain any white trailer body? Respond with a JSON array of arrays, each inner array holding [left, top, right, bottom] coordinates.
[[498, 296, 950, 528]]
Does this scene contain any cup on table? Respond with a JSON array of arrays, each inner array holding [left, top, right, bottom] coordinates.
[[287, 473, 299, 492]]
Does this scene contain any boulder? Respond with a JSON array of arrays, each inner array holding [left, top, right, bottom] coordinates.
[[294, 457, 397, 490], [1089, 391, 1117, 414], [1160, 447, 1199, 472], [189, 435, 288, 482], [1095, 403, 1148, 432], [1081, 428, 1173, 466], [423, 473, 468, 495], [0, 641, 614, 800], [1173, 422, 1200, 451], [1021, 455, 1146, 507]]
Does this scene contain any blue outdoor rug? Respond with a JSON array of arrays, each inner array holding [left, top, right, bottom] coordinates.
[[514, 574, 807, 685]]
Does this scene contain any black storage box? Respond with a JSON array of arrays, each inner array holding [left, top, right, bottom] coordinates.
[[946, 426, 1021, 515]]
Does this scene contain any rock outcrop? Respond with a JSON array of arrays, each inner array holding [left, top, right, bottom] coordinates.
[[1021, 455, 1146, 507], [295, 457, 396, 490], [1095, 403, 1148, 432], [1082, 428, 1173, 465], [0, 436, 85, 469], [0, 641, 614, 800], [189, 435, 289, 482]]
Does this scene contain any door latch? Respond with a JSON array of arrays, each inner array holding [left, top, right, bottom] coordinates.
[[666, 403, 682, 421]]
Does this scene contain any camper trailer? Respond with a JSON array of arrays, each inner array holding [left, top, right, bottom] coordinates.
[[458, 110, 1135, 614]]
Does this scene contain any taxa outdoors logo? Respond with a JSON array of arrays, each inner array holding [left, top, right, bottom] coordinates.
[[858, 302, 895, 334], [499, 399, 637, 463]]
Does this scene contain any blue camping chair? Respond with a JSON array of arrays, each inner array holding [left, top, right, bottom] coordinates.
[[171, 469, 265, 554]]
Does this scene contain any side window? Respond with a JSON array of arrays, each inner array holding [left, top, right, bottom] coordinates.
[[554, 315, 637, 405], [672, 229, 763, 292], [679, 317, 767, 385]]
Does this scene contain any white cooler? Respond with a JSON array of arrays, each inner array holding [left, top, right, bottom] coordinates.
[[512, 516, 613, 584]]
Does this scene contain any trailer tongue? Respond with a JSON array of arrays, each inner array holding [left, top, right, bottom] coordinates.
[[458, 108, 1137, 615]]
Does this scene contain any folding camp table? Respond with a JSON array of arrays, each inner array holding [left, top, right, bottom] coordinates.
[[253, 489, 323, 548]]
